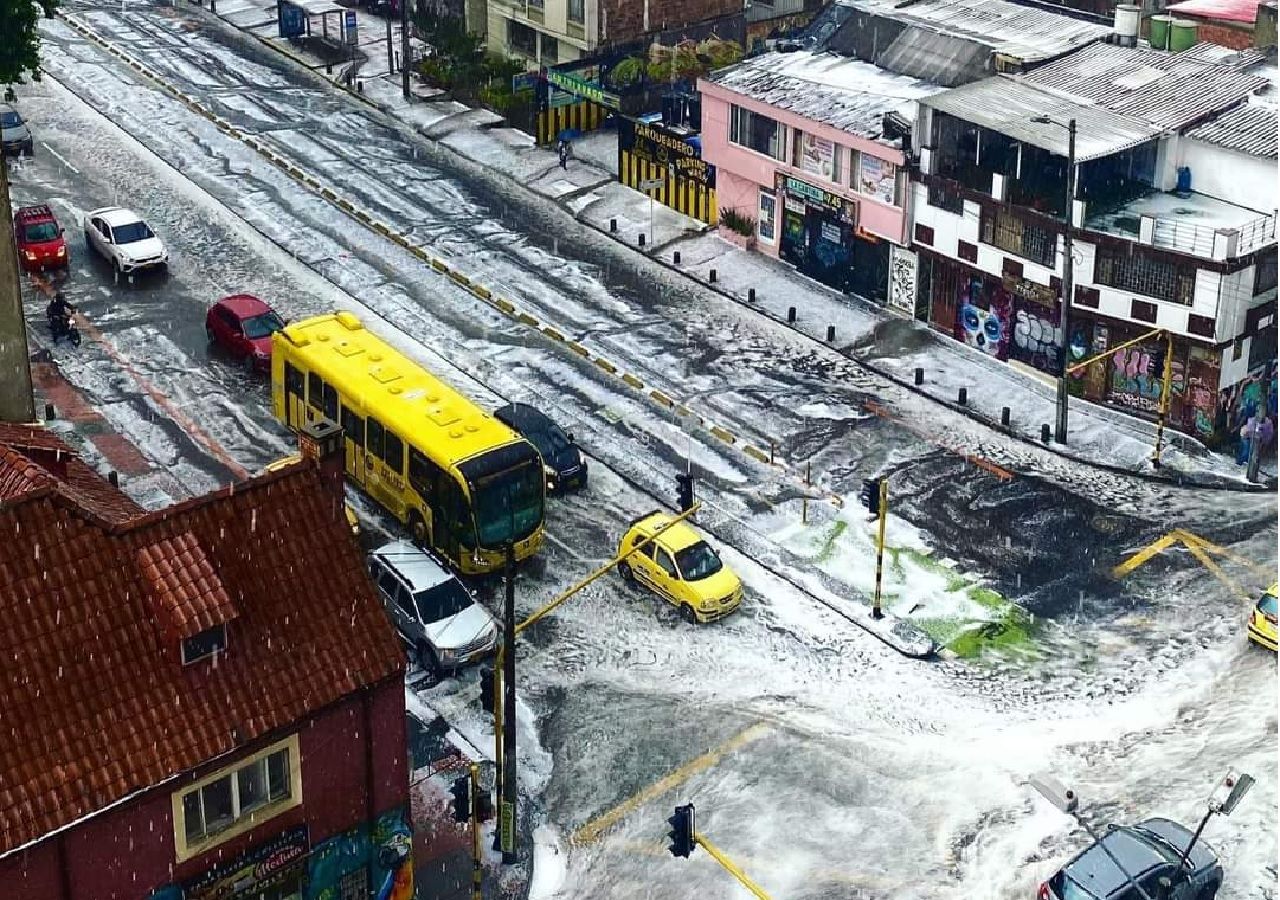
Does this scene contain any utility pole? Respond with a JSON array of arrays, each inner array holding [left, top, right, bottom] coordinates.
[[400, 0, 411, 100], [386, 15, 394, 78], [1056, 119, 1077, 444], [0, 162, 36, 425], [500, 542, 517, 863], [873, 478, 888, 619], [469, 763, 483, 900]]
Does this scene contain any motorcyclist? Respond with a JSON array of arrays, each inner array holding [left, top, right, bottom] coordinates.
[[46, 293, 77, 343]]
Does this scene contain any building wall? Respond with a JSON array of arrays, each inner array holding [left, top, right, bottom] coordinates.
[[599, 0, 743, 44], [0, 681, 407, 900], [700, 82, 911, 246], [485, 2, 592, 65], [1185, 17, 1255, 49], [1180, 139, 1278, 212]]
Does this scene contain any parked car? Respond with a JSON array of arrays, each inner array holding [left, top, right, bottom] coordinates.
[[261, 454, 359, 536], [368, 540, 499, 676], [83, 206, 168, 280], [617, 511, 742, 623], [1247, 583, 1277, 651], [1039, 818, 1222, 900], [494, 402, 587, 494], [0, 104, 33, 156], [13, 204, 68, 272], [206, 294, 285, 371]]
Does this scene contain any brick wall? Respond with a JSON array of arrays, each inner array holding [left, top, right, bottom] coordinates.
[[1187, 18, 1255, 49], [600, 0, 744, 44]]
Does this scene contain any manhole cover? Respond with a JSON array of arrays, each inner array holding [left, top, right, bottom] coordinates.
[[1090, 514, 1124, 534]]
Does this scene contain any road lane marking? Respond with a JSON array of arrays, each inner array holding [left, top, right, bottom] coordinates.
[[1112, 528, 1261, 599], [41, 142, 80, 174], [571, 721, 769, 846]]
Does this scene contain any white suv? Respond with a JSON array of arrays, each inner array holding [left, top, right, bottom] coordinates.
[[368, 541, 499, 677], [84, 206, 168, 281]]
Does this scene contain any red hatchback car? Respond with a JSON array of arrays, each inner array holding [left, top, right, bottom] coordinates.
[[205, 295, 286, 371], [14, 205, 69, 272]]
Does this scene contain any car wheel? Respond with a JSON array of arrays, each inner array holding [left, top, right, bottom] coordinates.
[[618, 560, 634, 583], [241, 353, 255, 373], [112, 259, 122, 285], [205, 326, 217, 345], [1201, 880, 1220, 900], [418, 643, 441, 677], [682, 604, 698, 625]]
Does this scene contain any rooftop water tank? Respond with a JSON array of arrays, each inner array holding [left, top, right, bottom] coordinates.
[[1170, 18, 1200, 51], [1114, 4, 1140, 47], [1151, 14, 1173, 50]]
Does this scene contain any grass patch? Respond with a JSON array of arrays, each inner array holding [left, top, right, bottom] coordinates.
[[815, 519, 847, 564]]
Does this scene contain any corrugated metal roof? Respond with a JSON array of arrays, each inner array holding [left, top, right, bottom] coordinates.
[[1185, 102, 1278, 157], [709, 51, 946, 142], [920, 75, 1163, 160], [823, 11, 996, 87], [1165, 0, 1260, 24], [844, 0, 1111, 63], [1020, 42, 1269, 131]]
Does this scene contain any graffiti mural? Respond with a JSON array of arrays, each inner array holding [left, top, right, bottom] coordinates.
[[1010, 302, 1061, 374], [371, 809, 414, 900], [1109, 344, 1184, 415], [306, 808, 413, 900], [888, 246, 918, 318], [954, 277, 1012, 359]]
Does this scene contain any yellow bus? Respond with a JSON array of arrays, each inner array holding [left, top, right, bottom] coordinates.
[[270, 312, 545, 575]]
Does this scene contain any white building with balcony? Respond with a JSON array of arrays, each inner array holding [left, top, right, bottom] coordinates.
[[908, 41, 1276, 441]]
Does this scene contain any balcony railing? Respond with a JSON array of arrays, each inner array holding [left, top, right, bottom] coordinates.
[[1238, 215, 1277, 256]]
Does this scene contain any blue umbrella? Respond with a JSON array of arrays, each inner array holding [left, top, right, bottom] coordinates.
[[557, 128, 581, 142]]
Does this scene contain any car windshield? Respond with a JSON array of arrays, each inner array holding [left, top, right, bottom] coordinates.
[[24, 223, 58, 243], [112, 221, 154, 244], [1048, 873, 1098, 900], [675, 541, 723, 581], [242, 311, 285, 340], [1260, 592, 1277, 617], [471, 458, 544, 548], [545, 423, 571, 453], [414, 580, 473, 624], [0, 112, 20, 128]]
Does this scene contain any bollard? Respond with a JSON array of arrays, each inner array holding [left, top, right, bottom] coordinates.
[[958, 387, 967, 406], [787, 307, 797, 323], [610, 218, 617, 233], [914, 368, 923, 386], [673, 250, 681, 265], [357, 80, 364, 93], [638, 233, 646, 247], [108, 471, 119, 488], [827, 325, 836, 342], [44, 403, 54, 420], [1001, 406, 1011, 427], [709, 269, 717, 283], [1041, 423, 1051, 443], [748, 288, 756, 303]]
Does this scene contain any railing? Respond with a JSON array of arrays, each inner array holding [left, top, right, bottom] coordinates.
[[1149, 218, 1216, 257], [1237, 215, 1277, 256]]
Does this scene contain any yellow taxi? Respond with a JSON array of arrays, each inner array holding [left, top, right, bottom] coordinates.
[[1247, 583, 1277, 651], [617, 512, 743, 623], [263, 454, 361, 537]]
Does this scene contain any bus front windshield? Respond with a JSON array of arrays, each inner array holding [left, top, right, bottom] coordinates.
[[467, 450, 545, 549]]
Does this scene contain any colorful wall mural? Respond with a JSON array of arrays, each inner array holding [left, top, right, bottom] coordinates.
[[954, 276, 1012, 360]]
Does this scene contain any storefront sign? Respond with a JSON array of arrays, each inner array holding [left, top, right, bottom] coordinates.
[[620, 120, 715, 188], [546, 70, 621, 110], [277, 0, 305, 39], [859, 156, 896, 206], [183, 825, 309, 900], [758, 190, 776, 244], [797, 133, 835, 182], [1002, 275, 1057, 308], [888, 246, 918, 318], [779, 175, 855, 224]]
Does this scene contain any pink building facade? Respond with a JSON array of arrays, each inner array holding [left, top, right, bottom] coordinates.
[[698, 51, 942, 308]]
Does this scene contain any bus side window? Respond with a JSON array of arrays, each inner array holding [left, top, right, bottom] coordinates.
[[408, 448, 437, 499], [382, 429, 405, 476], [322, 382, 339, 422], [307, 372, 324, 412], [340, 405, 363, 444], [285, 363, 304, 399], [367, 418, 385, 460]]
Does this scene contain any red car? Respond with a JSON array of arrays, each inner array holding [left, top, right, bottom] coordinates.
[[205, 294, 285, 371], [14, 205, 69, 272]]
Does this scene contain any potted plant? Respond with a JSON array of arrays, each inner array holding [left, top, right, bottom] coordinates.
[[717, 208, 757, 249]]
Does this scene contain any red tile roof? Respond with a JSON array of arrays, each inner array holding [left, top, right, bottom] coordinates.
[[0, 424, 142, 525], [0, 429, 404, 856]]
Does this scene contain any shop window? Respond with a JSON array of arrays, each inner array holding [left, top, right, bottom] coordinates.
[[1095, 247, 1196, 304], [795, 131, 837, 182], [729, 105, 784, 161], [173, 736, 301, 861], [181, 624, 227, 665], [1131, 299, 1157, 323], [980, 208, 1055, 268], [757, 190, 777, 244], [858, 156, 897, 206], [1255, 251, 1277, 296]]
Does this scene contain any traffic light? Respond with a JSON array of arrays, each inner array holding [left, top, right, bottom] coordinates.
[[475, 788, 495, 823], [450, 775, 472, 823], [676, 472, 694, 513], [480, 667, 495, 715], [667, 804, 695, 858], [859, 478, 882, 516]]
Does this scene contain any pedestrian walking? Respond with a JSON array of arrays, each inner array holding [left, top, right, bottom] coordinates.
[[557, 138, 571, 169], [1237, 413, 1259, 465]]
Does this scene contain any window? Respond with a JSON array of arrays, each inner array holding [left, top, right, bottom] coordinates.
[[507, 19, 537, 57], [858, 156, 897, 205], [674, 541, 723, 581], [567, 0, 584, 23], [285, 362, 304, 399], [657, 550, 679, 579], [307, 372, 324, 411], [927, 179, 964, 214], [1130, 298, 1157, 322], [795, 131, 836, 182], [181, 624, 227, 665], [540, 35, 558, 63], [1255, 251, 1277, 296], [729, 105, 784, 160], [409, 447, 438, 498], [758, 190, 777, 244], [366, 417, 385, 459], [958, 241, 978, 264], [382, 429, 405, 474], [1188, 313, 1214, 337], [173, 737, 301, 860], [980, 208, 1055, 268], [394, 581, 416, 619], [1095, 247, 1196, 304], [914, 224, 934, 246], [322, 382, 339, 422], [341, 405, 363, 444]]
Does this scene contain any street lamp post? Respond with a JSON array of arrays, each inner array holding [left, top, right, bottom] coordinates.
[[1033, 115, 1077, 444]]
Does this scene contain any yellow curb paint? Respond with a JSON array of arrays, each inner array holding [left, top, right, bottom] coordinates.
[[567, 342, 590, 357], [471, 284, 492, 300], [621, 373, 644, 390], [516, 312, 540, 327], [448, 271, 471, 287], [594, 358, 618, 375], [431, 259, 448, 273], [540, 326, 564, 342], [494, 298, 516, 315], [649, 390, 674, 408], [744, 445, 770, 464], [710, 425, 736, 445]]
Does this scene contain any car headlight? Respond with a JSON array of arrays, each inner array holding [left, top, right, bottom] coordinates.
[[437, 647, 458, 663], [56, 246, 66, 257], [23, 250, 36, 260]]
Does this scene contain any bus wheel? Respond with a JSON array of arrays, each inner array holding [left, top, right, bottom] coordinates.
[[682, 605, 698, 625], [618, 561, 634, 583], [409, 511, 429, 546]]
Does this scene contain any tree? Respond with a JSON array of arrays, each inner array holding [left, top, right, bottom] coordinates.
[[1, 0, 59, 95]]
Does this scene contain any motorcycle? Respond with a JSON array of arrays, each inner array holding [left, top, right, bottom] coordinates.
[[47, 303, 81, 347]]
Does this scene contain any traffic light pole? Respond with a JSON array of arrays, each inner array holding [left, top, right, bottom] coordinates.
[[500, 542, 517, 864], [469, 763, 483, 900], [1151, 330, 1174, 469], [872, 479, 888, 620], [693, 833, 772, 900]]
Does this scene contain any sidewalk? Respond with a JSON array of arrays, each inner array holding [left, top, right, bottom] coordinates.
[[203, 0, 1273, 490]]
